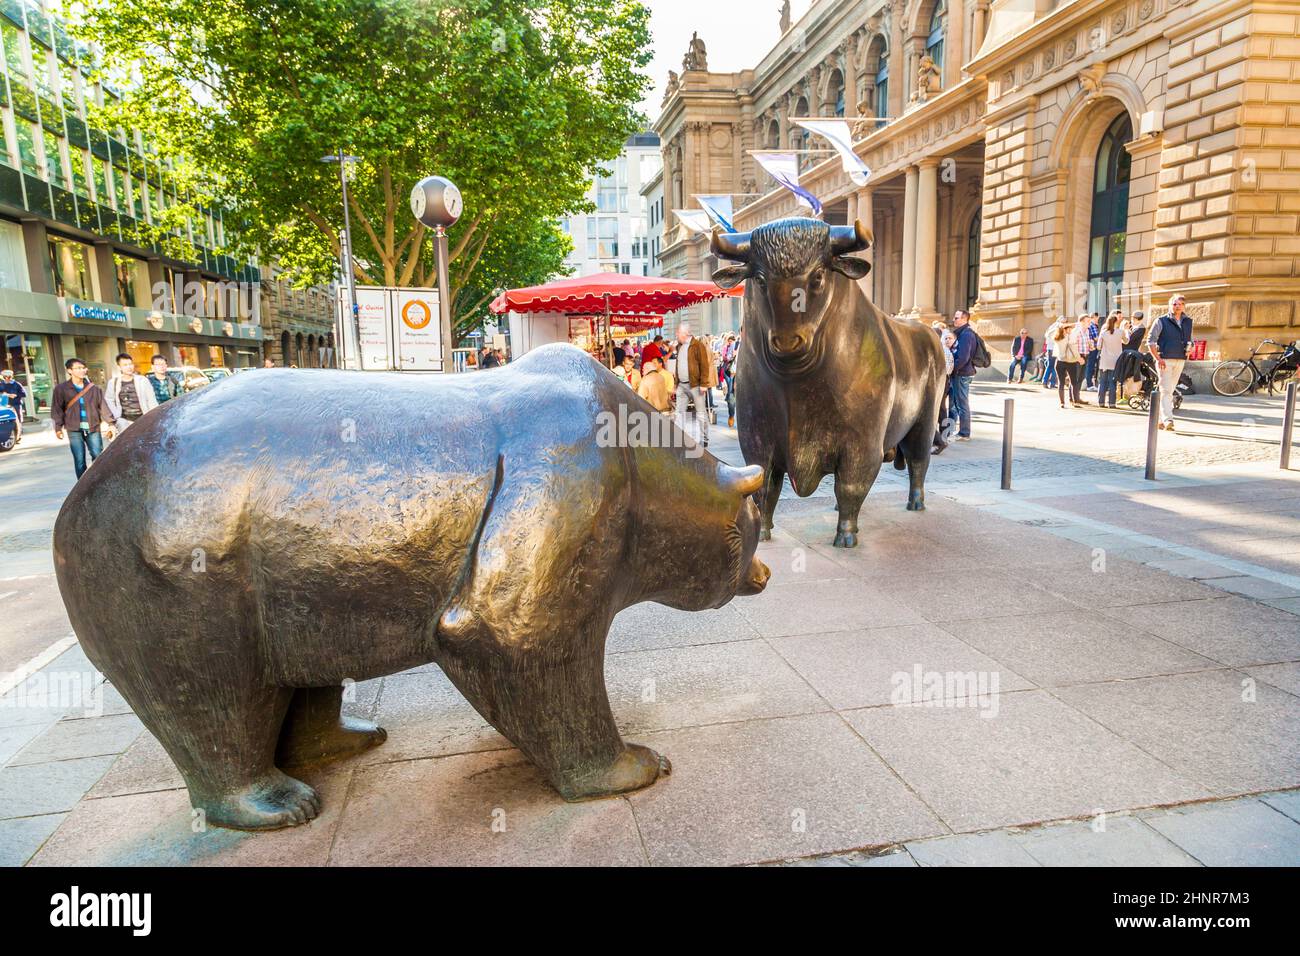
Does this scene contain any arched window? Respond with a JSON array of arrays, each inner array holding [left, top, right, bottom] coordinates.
[[927, 1, 946, 85], [829, 71, 845, 117], [767, 119, 780, 149], [966, 211, 981, 309], [875, 44, 889, 120], [1088, 113, 1133, 314]]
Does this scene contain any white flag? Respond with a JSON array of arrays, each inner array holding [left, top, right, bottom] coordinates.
[[752, 152, 823, 215], [794, 119, 872, 187], [673, 209, 713, 235], [694, 195, 735, 231]]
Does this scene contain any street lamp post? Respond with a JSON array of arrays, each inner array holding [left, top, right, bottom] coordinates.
[[410, 176, 463, 373], [322, 150, 361, 369]]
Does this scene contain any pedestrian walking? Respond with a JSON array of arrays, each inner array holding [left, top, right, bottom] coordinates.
[[51, 358, 116, 478], [949, 310, 977, 441], [1082, 314, 1102, 390], [673, 321, 712, 447], [0, 368, 26, 443], [1146, 294, 1193, 431], [1096, 313, 1125, 408], [1042, 317, 1060, 389], [1007, 328, 1034, 383], [105, 353, 158, 431], [146, 355, 181, 404], [1053, 318, 1085, 408]]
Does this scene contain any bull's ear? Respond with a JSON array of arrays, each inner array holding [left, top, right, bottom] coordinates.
[[712, 264, 751, 290], [830, 255, 871, 280]]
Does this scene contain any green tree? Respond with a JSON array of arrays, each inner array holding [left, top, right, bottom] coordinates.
[[70, 0, 650, 334]]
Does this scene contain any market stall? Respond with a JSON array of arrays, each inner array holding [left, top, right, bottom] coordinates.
[[490, 273, 740, 366]]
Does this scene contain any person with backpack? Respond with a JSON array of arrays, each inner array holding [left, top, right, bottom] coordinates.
[[949, 310, 981, 441]]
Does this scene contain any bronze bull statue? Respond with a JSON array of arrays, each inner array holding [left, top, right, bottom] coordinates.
[[53, 345, 769, 830], [712, 217, 947, 547]]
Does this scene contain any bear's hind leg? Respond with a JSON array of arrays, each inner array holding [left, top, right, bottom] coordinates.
[[276, 685, 387, 769], [126, 677, 321, 831], [438, 640, 669, 801]]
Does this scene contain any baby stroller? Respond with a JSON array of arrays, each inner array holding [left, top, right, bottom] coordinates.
[[1122, 351, 1186, 413]]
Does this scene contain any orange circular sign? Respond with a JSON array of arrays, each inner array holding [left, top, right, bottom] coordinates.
[[401, 299, 433, 330]]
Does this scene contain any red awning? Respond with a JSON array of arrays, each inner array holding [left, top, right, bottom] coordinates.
[[489, 272, 740, 316]]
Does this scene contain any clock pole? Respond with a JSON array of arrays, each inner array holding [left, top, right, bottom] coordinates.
[[410, 176, 462, 373], [434, 224, 453, 373]]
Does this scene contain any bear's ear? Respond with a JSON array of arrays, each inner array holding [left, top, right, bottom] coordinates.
[[830, 255, 871, 280], [721, 463, 764, 497]]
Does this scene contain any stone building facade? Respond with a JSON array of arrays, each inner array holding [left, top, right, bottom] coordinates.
[[259, 268, 337, 368], [653, 0, 1300, 357]]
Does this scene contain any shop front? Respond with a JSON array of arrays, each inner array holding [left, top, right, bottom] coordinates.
[[1, 289, 263, 420]]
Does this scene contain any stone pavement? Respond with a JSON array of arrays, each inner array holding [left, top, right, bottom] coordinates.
[[1, 382, 1298, 866]]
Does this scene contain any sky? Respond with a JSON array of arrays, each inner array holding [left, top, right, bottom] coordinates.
[[639, 0, 815, 121]]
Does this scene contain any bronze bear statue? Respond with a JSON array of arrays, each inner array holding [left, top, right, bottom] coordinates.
[[54, 345, 769, 830]]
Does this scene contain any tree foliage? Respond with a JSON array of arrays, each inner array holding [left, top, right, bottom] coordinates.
[[69, 0, 651, 334]]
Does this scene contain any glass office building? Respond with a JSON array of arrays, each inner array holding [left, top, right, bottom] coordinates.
[[0, 0, 264, 416]]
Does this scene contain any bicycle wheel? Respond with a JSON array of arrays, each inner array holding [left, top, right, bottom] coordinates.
[[1211, 361, 1254, 397], [1269, 367, 1298, 396]]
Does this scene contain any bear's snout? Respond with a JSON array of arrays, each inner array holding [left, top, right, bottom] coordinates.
[[738, 556, 770, 596]]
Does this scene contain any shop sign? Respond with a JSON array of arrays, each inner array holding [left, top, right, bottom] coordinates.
[[68, 302, 128, 325]]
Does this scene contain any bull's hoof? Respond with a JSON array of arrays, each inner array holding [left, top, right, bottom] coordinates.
[[906, 494, 926, 512], [758, 527, 773, 542], [557, 744, 670, 801], [196, 771, 321, 831], [832, 530, 858, 548]]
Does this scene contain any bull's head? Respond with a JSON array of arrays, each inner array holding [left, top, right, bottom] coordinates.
[[711, 217, 872, 373]]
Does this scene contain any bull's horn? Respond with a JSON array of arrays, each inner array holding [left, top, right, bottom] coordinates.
[[829, 219, 871, 255], [722, 463, 765, 497], [711, 228, 753, 262]]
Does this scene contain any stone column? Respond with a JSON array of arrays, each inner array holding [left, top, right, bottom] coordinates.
[[974, 1, 991, 52], [857, 186, 874, 300], [914, 158, 940, 320], [900, 166, 919, 314], [858, 187, 875, 266]]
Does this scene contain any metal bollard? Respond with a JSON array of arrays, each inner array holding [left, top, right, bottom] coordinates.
[[1145, 395, 1160, 480], [1283, 381, 1297, 471], [1001, 398, 1014, 490]]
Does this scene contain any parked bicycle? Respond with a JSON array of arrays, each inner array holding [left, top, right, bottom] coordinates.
[[1210, 339, 1300, 397]]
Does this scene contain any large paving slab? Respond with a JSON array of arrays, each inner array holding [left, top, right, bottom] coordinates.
[[627, 713, 947, 866], [1053, 670, 1300, 795], [940, 608, 1220, 686], [844, 690, 1210, 832], [769, 624, 1033, 710], [1138, 799, 1300, 866], [29, 763, 357, 866], [1097, 596, 1300, 667], [330, 750, 647, 866], [604, 640, 827, 733]]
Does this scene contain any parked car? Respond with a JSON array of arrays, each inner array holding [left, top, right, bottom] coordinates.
[[202, 367, 234, 384], [166, 367, 210, 393], [0, 396, 17, 452]]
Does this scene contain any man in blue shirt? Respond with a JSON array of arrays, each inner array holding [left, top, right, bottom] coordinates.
[[949, 310, 977, 441], [1146, 294, 1193, 432]]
